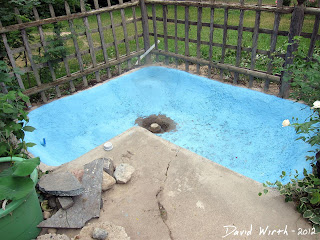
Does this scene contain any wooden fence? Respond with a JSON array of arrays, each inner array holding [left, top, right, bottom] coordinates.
[[0, 0, 319, 103]]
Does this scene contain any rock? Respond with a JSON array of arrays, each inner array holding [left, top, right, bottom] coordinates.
[[102, 172, 116, 191], [71, 169, 84, 182], [48, 196, 57, 208], [37, 233, 70, 240], [57, 197, 74, 210], [43, 211, 51, 219], [38, 172, 84, 197], [149, 123, 161, 133], [92, 228, 108, 240], [78, 222, 130, 240], [102, 157, 115, 177], [47, 228, 57, 234], [114, 163, 135, 184], [38, 159, 104, 229]]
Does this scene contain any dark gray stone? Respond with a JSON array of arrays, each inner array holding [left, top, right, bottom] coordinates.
[[102, 157, 114, 177], [48, 196, 57, 208], [38, 172, 84, 197], [57, 197, 74, 210], [38, 159, 104, 228], [92, 228, 108, 240]]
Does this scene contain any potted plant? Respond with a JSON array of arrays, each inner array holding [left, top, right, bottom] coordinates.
[[0, 61, 43, 239]]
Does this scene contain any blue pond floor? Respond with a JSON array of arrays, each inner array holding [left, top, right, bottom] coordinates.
[[25, 66, 314, 183]]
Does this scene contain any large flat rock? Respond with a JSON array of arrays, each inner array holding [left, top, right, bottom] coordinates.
[[38, 159, 104, 228], [55, 127, 318, 239]]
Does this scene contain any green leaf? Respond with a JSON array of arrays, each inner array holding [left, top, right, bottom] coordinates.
[[26, 142, 36, 148], [12, 157, 40, 177], [303, 210, 314, 218], [300, 197, 309, 203], [310, 192, 320, 205], [0, 176, 34, 200], [310, 216, 320, 225], [23, 126, 35, 132], [258, 192, 262, 196], [263, 189, 268, 194]]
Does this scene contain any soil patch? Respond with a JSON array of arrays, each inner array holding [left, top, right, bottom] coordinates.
[[135, 114, 177, 134]]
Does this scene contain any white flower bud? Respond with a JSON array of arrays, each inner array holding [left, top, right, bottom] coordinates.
[[311, 100, 320, 109], [282, 119, 290, 127]]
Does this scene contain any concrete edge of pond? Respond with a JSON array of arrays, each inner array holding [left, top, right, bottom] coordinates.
[[40, 126, 317, 239]]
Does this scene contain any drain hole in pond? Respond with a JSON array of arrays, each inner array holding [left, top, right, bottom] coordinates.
[[135, 114, 177, 134]]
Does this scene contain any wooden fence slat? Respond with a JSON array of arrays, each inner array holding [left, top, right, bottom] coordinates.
[[249, 0, 262, 88], [185, 6, 190, 71], [65, 1, 88, 88], [131, 0, 141, 65], [0, 21, 25, 90], [220, 7, 229, 79], [33, 7, 61, 98], [140, 0, 151, 63], [152, 4, 159, 62], [174, 4, 178, 67], [107, 0, 121, 74], [234, 0, 245, 84], [80, 0, 101, 82], [49, 4, 75, 93], [308, 0, 320, 59], [208, 7, 215, 78], [163, 5, 169, 65], [93, 0, 112, 78], [265, 0, 282, 92], [118, 0, 132, 69], [15, 8, 47, 103], [196, 6, 202, 74]]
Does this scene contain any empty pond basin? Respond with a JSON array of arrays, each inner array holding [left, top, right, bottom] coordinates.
[[25, 66, 313, 184]]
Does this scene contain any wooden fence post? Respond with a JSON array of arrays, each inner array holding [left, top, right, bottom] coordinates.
[[279, 3, 305, 98], [140, 0, 151, 64]]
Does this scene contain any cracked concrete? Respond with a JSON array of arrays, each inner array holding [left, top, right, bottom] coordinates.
[[53, 127, 318, 240]]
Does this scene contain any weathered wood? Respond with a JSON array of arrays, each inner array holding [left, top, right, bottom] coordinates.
[[80, 0, 101, 82], [280, 4, 305, 98], [174, 4, 178, 67], [65, 1, 88, 87], [24, 50, 144, 96], [249, 0, 262, 88], [140, 0, 151, 63], [131, 0, 140, 64], [265, 0, 282, 92], [308, 0, 320, 59], [107, 0, 121, 74], [49, 4, 75, 93], [0, 21, 24, 90], [93, 0, 111, 78], [208, 7, 214, 78], [152, 4, 159, 62], [0, 2, 140, 34], [15, 8, 47, 103], [234, 0, 245, 84], [185, 6, 190, 71], [33, 7, 61, 98], [220, 7, 229, 79], [163, 5, 169, 64], [118, 0, 132, 69], [196, 6, 202, 74], [153, 50, 280, 82]]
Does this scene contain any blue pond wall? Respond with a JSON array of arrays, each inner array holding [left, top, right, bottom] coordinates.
[[25, 66, 314, 183]]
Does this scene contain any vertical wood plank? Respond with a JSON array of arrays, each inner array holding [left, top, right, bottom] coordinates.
[[249, 0, 262, 88], [107, 0, 121, 74], [93, 0, 112, 78], [234, 0, 245, 84], [33, 7, 61, 97], [265, 0, 282, 92], [208, 7, 215, 78], [131, 0, 140, 64], [152, 4, 159, 62], [196, 6, 202, 74], [15, 8, 47, 103], [307, 0, 320, 59], [163, 5, 169, 65], [174, 4, 178, 67], [49, 4, 75, 93], [80, 0, 100, 82], [118, 0, 132, 69], [65, 1, 88, 87], [185, 6, 190, 72], [0, 21, 24, 90], [220, 7, 229, 79], [140, 0, 151, 63]]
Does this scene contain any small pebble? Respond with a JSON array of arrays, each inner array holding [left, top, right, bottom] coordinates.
[[47, 228, 57, 234], [43, 211, 51, 219], [92, 227, 108, 240]]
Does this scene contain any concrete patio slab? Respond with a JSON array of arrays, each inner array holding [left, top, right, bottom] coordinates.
[[54, 126, 318, 240]]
